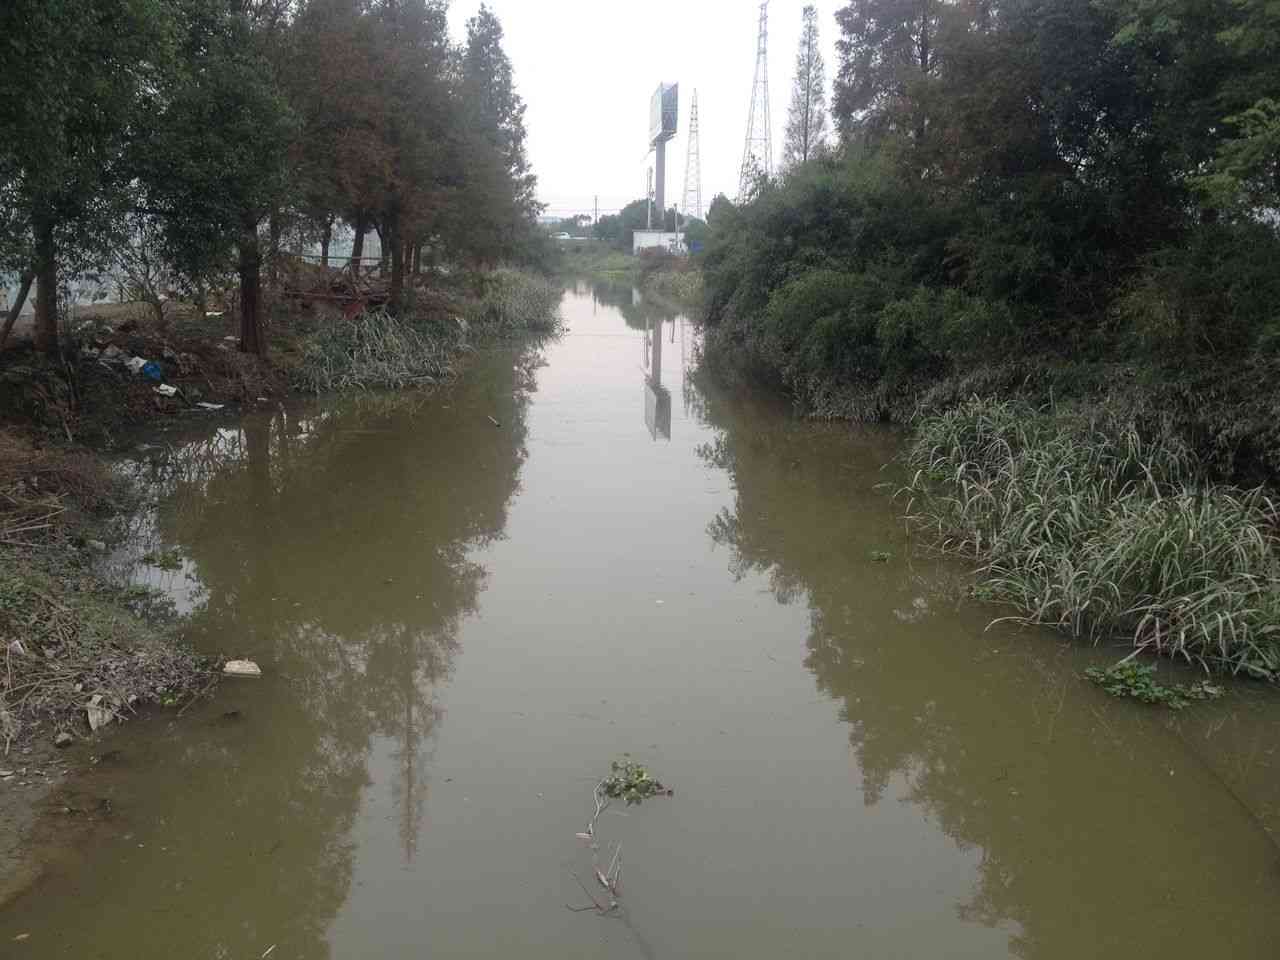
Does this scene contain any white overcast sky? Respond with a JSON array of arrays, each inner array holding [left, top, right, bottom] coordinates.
[[446, 1, 842, 219]]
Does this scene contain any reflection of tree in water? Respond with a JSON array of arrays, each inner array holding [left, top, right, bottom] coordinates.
[[111, 345, 544, 956], [589, 278, 679, 330], [692, 374, 1280, 959]]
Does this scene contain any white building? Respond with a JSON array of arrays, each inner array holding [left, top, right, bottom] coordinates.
[[632, 230, 686, 255]]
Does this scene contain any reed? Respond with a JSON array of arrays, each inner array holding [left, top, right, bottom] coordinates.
[[293, 308, 459, 394], [905, 397, 1280, 678], [463, 268, 562, 334]]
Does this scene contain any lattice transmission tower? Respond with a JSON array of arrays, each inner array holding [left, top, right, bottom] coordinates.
[[738, 1, 772, 201], [681, 90, 703, 221]]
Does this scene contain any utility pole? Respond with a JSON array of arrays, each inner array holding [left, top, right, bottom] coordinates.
[[739, 1, 773, 201]]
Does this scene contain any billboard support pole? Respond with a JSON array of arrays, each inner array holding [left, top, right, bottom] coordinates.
[[655, 141, 666, 227]]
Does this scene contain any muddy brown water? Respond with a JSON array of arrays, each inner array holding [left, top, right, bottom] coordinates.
[[3, 281, 1279, 958]]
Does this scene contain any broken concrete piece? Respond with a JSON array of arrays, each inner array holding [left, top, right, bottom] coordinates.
[[223, 659, 262, 678], [54, 732, 73, 748]]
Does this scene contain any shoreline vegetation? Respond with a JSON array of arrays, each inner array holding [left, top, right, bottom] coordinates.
[[696, 0, 1280, 684], [0, 265, 563, 752], [561, 243, 706, 312]]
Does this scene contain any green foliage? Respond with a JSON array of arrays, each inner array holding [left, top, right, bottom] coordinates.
[[293, 309, 458, 394], [1085, 661, 1225, 709], [643, 269, 704, 308], [701, 0, 1280, 487], [462, 268, 562, 334], [451, 3, 544, 268], [784, 5, 829, 168], [140, 3, 296, 290], [906, 397, 1280, 678], [601, 757, 671, 807]]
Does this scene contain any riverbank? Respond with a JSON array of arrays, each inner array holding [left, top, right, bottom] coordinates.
[[0, 267, 562, 893], [699, 306, 1280, 683], [1, 267, 561, 728]]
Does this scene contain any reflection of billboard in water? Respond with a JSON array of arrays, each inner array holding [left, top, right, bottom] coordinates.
[[643, 314, 672, 440], [649, 83, 678, 145], [645, 381, 672, 440]]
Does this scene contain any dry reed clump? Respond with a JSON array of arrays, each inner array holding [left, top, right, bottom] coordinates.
[[293, 308, 461, 394], [0, 430, 118, 548], [0, 429, 215, 743], [903, 397, 1280, 679]]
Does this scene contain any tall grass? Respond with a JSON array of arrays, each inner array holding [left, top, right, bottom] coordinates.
[[293, 309, 459, 394], [904, 397, 1280, 679], [463, 267, 562, 334], [644, 269, 704, 307]]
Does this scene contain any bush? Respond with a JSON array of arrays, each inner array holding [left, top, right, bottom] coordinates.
[[293, 309, 458, 394], [463, 267, 562, 334], [905, 397, 1280, 678]]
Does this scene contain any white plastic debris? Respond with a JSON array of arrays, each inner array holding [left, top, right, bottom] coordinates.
[[223, 659, 262, 678], [154, 384, 178, 397], [125, 356, 147, 374], [86, 694, 113, 732], [196, 402, 224, 411]]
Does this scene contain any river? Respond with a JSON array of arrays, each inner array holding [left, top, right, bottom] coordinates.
[[3, 280, 1279, 958]]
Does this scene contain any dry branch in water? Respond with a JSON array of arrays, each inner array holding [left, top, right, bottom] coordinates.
[[568, 758, 672, 915]]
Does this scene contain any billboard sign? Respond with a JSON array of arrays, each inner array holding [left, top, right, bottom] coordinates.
[[649, 83, 678, 145]]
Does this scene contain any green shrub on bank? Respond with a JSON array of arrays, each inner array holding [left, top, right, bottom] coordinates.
[[905, 397, 1280, 679], [698, 147, 1280, 485]]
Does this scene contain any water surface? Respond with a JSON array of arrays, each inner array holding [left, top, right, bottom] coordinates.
[[4, 282, 1279, 958]]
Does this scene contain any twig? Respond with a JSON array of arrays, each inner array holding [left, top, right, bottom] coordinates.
[[176, 674, 218, 717], [569, 872, 608, 913]]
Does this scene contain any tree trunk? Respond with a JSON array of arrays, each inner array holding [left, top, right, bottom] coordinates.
[[268, 213, 281, 287], [351, 212, 367, 273], [239, 217, 264, 356], [320, 219, 332, 269], [0, 270, 34, 351], [33, 219, 59, 356], [387, 209, 404, 314]]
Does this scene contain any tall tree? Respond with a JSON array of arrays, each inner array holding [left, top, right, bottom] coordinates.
[[365, 0, 452, 309], [784, 5, 829, 167], [453, 4, 539, 266], [0, 0, 173, 355], [140, 0, 296, 355], [833, 0, 948, 146]]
